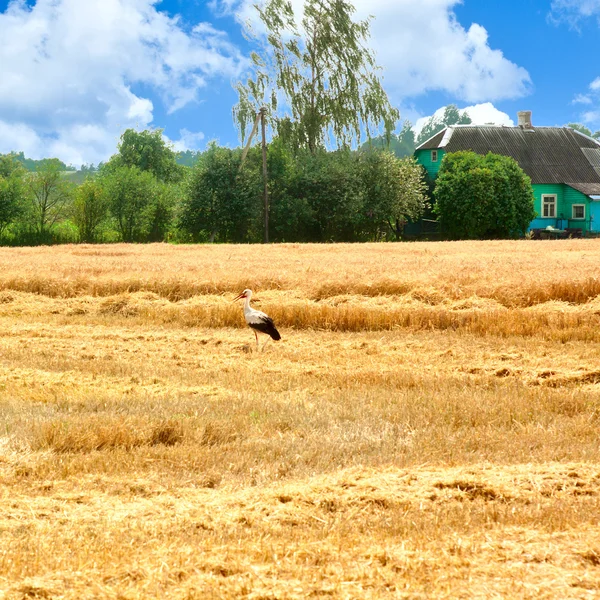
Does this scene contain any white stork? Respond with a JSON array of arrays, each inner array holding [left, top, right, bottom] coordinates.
[[233, 289, 281, 349]]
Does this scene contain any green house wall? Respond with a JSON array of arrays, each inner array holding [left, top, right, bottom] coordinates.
[[415, 148, 446, 179], [531, 184, 591, 232]]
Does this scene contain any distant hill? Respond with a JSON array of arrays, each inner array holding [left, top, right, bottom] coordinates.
[[10, 151, 76, 172]]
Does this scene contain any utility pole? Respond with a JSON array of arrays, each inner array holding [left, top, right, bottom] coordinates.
[[237, 107, 269, 244], [260, 107, 269, 244]]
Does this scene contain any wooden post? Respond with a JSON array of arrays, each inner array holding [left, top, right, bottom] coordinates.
[[260, 107, 269, 244]]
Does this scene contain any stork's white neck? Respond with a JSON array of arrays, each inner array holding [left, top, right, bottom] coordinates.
[[243, 292, 253, 313]]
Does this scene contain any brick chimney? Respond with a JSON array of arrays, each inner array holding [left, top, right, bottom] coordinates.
[[517, 111, 533, 130]]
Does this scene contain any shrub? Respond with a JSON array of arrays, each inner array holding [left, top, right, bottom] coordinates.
[[434, 151, 535, 239]]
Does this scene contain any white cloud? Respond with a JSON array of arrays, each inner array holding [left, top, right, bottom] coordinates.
[[572, 76, 600, 129], [171, 129, 206, 152], [222, 0, 531, 103], [414, 102, 513, 135], [364, 1, 531, 102], [550, 0, 600, 25], [463, 103, 515, 127], [0, 0, 246, 165], [583, 110, 600, 122]]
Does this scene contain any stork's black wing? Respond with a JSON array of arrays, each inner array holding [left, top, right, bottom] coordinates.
[[248, 315, 281, 340]]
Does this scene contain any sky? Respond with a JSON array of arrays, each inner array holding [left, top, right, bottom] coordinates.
[[0, 0, 599, 166]]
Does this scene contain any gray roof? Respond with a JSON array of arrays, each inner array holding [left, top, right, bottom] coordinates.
[[416, 126, 600, 194]]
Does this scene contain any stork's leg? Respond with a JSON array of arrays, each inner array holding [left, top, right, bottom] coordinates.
[[254, 330, 259, 350]]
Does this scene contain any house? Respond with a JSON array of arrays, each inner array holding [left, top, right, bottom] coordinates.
[[414, 111, 600, 234]]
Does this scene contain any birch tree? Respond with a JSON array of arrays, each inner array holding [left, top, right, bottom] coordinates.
[[234, 0, 399, 153]]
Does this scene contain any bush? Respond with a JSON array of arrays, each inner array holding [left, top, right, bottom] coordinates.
[[434, 151, 535, 239]]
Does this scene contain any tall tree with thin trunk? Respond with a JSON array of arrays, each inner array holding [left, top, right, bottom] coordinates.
[[27, 159, 73, 237], [234, 0, 399, 153], [73, 178, 109, 243]]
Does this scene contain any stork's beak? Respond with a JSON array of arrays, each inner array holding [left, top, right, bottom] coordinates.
[[233, 292, 245, 302]]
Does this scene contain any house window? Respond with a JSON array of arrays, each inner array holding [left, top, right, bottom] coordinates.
[[431, 150, 438, 163], [542, 194, 557, 218], [572, 204, 585, 220]]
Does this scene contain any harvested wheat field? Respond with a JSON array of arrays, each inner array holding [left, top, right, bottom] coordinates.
[[0, 240, 600, 599]]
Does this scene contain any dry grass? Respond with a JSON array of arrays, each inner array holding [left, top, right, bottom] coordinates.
[[0, 241, 599, 598]]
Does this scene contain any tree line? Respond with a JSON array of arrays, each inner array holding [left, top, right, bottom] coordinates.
[[0, 127, 537, 245], [0, 129, 430, 245]]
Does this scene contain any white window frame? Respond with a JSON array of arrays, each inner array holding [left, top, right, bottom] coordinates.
[[431, 150, 438, 163], [542, 194, 557, 218], [572, 204, 586, 220]]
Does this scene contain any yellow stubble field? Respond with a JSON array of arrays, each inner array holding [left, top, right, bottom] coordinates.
[[0, 240, 599, 598]]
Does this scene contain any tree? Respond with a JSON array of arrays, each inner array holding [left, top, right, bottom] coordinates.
[[360, 120, 417, 158], [179, 144, 261, 243], [416, 105, 472, 146], [266, 138, 313, 242], [9, 151, 73, 172], [569, 123, 600, 140], [234, 0, 399, 153], [292, 149, 366, 240], [107, 129, 184, 183], [101, 165, 158, 242], [147, 182, 180, 242], [434, 151, 535, 239], [177, 150, 202, 167], [27, 159, 74, 238], [567, 123, 593, 137], [73, 178, 109, 242], [394, 121, 417, 157], [0, 154, 27, 235], [360, 152, 428, 240]]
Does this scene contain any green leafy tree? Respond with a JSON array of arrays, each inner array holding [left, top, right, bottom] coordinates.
[[73, 178, 109, 242], [0, 154, 27, 235], [176, 150, 202, 167], [416, 105, 472, 146], [266, 138, 313, 242], [286, 150, 365, 241], [361, 120, 417, 158], [394, 121, 417, 157], [179, 140, 428, 243], [101, 165, 158, 242], [179, 144, 261, 243], [567, 123, 593, 137], [107, 129, 184, 183], [8, 151, 74, 172], [147, 182, 180, 242], [27, 159, 74, 237], [0, 154, 24, 179], [434, 151, 535, 239], [569, 123, 600, 140], [234, 0, 399, 153], [360, 152, 428, 240]]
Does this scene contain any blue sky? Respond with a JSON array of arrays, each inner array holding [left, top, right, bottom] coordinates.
[[0, 0, 599, 166]]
